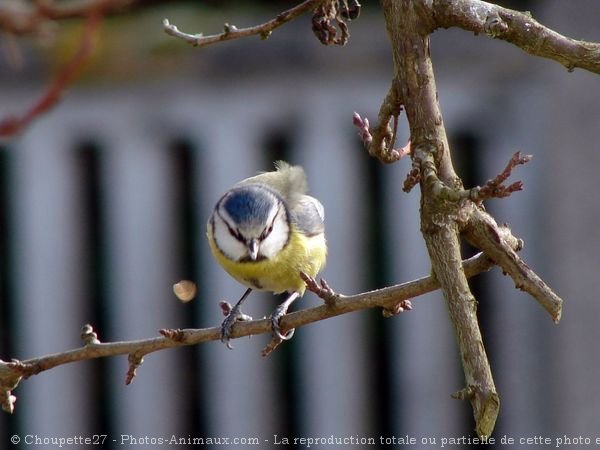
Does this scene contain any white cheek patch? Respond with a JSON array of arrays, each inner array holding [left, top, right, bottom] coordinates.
[[212, 213, 247, 261], [259, 209, 290, 259]]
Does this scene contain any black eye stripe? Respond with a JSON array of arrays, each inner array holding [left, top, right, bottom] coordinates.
[[217, 210, 246, 243], [230, 227, 244, 242], [216, 200, 285, 243], [260, 204, 283, 239]]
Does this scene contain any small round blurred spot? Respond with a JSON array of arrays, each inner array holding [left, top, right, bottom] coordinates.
[[173, 280, 197, 302]]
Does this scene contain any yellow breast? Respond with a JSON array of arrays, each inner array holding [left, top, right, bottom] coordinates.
[[207, 225, 326, 295]]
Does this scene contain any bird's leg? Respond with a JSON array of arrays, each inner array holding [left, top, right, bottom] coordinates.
[[270, 292, 300, 341], [220, 288, 253, 349]]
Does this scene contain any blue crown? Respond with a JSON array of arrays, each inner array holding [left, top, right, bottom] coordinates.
[[222, 186, 279, 226]]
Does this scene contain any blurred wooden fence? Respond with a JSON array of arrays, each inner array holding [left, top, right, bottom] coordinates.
[[1, 3, 600, 446]]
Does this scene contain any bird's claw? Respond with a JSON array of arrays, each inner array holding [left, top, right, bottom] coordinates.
[[270, 306, 295, 341], [220, 301, 253, 349]]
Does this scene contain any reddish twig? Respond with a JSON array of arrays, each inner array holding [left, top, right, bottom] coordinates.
[[382, 299, 412, 318], [413, 146, 531, 202], [0, 0, 136, 34], [37, 0, 138, 20], [125, 353, 143, 385], [261, 336, 284, 357], [352, 112, 373, 147], [0, 9, 102, 138], [300, 272, 338, 306], [403, 166, 421, 192], [475, 151, 532, 201], [353, 112, 411, 163]]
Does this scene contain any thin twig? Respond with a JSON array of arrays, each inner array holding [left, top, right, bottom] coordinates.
[[163, 0, 324, 47], [353, 111, 410, 164], [0, 251, 505, 413], [475, 151, 532, 200], [354, 84, 405, 164], [0, 0, 136, 35], [413, 147, 531, 203], [0, 9, 101, 138]]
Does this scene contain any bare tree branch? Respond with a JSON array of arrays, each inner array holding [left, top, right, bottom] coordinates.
[[362, 2, 566, 396], [163, 0, 324, 47], [373, 0, 567, 438], [0, 8, 101, 138], [0, 251, 509, 414], [408, 144, 500, 438], [433, 0, 600, 74], [0, 0, 136, 35], [463, 208, 563, 322], [357, 1, 600, 167], [414, 150, 532, 203], [475, 151, 532, 200], [379, 0, 506, 431], [411, 146, 563, 322]]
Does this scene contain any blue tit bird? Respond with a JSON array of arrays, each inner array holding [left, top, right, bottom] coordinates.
[[207, 161, 327, 348]]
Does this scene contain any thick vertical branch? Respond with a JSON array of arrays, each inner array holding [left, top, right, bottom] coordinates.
[[423, 213, 499, 435], [380, 0, 498, 437]]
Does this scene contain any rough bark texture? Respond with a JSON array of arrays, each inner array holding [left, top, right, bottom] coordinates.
[[433, 0, 600, 74], [380, 0, 499, 436]]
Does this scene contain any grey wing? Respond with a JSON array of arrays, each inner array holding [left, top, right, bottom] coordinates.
[[291, 195, 325, 237]]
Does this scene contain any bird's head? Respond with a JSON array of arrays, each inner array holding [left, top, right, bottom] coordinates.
[[210, 185, 290, 262]]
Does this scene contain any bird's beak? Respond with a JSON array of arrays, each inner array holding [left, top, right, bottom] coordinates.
[[248, 239, 259, 261]]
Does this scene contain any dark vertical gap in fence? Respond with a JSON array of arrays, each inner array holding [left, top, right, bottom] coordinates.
[[261, 125, 301, 438], [165, 136, 207, 435], [0, 146, 21, 443], [73, 139, 114, 447], [361, 153, 396, 437]]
